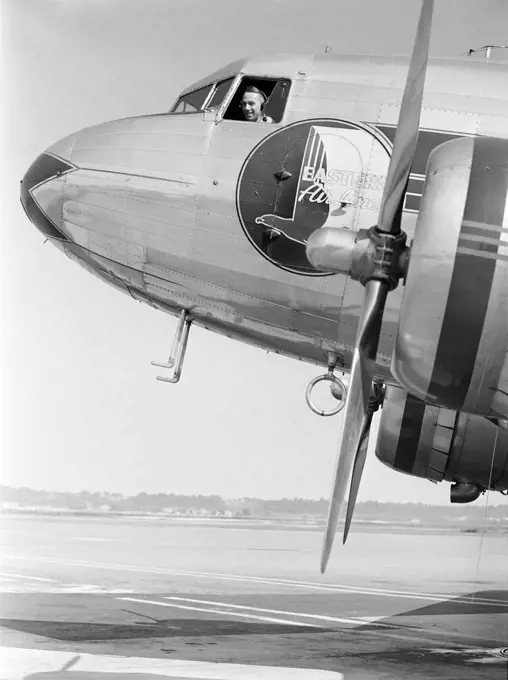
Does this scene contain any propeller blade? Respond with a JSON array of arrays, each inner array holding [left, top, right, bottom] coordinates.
[[343, 417, 372, 544], [320, 0, 435, 573], [377, 0, 434, 235], [320, 280, 387, 574], [343, 381, 384, 542]]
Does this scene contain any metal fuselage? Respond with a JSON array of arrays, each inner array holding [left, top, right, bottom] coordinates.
[[23, 53, 508, 381]]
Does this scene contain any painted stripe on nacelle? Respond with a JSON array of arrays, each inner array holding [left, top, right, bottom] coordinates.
[[392, 391, 427, 474], [428, 137, 508, 411], [393, 136, 508, 417]]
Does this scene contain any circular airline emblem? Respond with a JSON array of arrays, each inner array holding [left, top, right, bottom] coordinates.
[[236, 118, 392, 275]]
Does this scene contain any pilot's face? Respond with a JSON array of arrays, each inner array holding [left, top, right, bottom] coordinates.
[[241, 92, 264, 121]]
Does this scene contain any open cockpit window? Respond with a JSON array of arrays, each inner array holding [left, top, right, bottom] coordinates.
[[223, 77, 291, 124]]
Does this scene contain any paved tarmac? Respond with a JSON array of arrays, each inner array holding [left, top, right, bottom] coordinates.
[[0, 514, 506, 679]]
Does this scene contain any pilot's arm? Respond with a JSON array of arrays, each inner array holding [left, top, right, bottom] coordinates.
[[261, 115, 274, 123]]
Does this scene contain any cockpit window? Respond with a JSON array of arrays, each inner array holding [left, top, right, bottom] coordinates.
[[223, 78, 291, 124], [171, 84, 213, 113], [205, 77, 236, 111]]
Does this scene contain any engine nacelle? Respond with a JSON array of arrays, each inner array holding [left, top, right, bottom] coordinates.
[[392, 136, 508, 418], [376, 384, 508, 501]]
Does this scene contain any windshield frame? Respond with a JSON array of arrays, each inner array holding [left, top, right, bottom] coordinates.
[[170, 74, 240, 116], [170, 83, 214, 114], [205, 76, 237, 113]]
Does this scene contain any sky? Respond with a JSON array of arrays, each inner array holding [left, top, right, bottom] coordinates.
[[1, 0, 508, 507]]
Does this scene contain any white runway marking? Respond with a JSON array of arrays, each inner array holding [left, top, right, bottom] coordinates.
[[164, 595, 384, 626], [119, 596, 322, 628], [0, 569, 133, 594], [0, 571, 57, 582], [0, 646, 344, 679], [70, 536, 120, 542], [11, 555, 507, 607], [427, 647, 507, 665], [62, 584, 136, 593]]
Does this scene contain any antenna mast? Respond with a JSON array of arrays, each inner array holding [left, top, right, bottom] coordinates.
[[466, 44, 508, 60]]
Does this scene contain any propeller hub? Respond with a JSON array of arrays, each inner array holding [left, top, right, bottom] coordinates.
[[306, 227, 358, 274], [361, 227, 408, 290], [306, 226, 408, 290]]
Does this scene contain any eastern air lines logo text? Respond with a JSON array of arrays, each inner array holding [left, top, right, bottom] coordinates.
[[236, 119, 392, 275]]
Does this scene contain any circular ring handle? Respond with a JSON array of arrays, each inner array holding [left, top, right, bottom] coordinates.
[[305, 374, 347, 417]]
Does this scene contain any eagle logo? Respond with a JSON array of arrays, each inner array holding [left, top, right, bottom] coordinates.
[[236, 119, 391, 275]]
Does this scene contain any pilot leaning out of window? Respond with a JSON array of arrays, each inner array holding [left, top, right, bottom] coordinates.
[[240, 86, 273, 123]]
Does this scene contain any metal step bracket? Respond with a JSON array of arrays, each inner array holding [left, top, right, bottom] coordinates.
[[151, 310, 192, 384]]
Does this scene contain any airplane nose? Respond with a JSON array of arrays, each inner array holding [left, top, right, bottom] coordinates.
[[20, 152, 75, 241]]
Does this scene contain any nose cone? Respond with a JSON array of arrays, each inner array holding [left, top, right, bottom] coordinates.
[[20, 153, 75, 241]]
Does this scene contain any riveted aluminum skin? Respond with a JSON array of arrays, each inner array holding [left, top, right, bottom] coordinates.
[[22, 54, 508, 381]]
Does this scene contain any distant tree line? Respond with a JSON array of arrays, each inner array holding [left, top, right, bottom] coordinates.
[[0, 486, 506, 521], [0, 487, 225, 513]]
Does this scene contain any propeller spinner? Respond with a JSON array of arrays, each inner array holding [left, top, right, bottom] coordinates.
[[306, 0, 435, 573]]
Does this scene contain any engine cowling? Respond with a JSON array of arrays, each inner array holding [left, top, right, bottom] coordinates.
[[376, 384, 508, 501], [392, 136, 508, 418]]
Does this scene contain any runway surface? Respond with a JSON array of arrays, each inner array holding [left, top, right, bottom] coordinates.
[[0, 514, 506, 679]]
